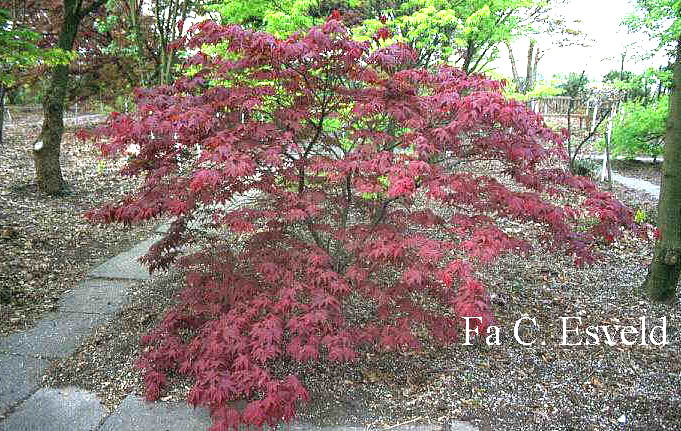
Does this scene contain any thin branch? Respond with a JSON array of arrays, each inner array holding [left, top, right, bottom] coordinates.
[[570, 107, 611, 169]]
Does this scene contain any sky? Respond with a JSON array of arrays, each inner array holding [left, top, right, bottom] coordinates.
[[496, 0, 669, 82]]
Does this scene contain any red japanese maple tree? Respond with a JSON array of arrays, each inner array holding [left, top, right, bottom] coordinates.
[[85, 16, 637, 430]]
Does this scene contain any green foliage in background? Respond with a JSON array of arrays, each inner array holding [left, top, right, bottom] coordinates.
[[623, 0, 680, 54], [501, 77, 563, 101], [600, 95, 668, 159], [0, 8, 74, 88], [208, 0, 542, 71], [556, 71, 589, 99], [603, 67, 672, 101], [353, 0, 541, 71], [207, 0, 320, 36]]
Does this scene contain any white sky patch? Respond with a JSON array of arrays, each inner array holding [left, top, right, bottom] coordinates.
[[494, 0, 669, 82]]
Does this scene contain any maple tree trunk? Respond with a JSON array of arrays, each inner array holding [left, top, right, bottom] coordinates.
[[160, 49, 174, 85], [462, 39, 474, 74], [645, 38, 681, 303], [34, 0, 80, 194]]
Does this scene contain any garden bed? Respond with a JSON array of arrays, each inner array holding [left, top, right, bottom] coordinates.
[[0, 113, 153, 336], [43, 178, 680, 430]]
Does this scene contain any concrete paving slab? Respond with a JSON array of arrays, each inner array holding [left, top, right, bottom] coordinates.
[[447, 421, 479, 431], [0, 312, 108, 358], [99, 395, 454, 431], [88, 236, 161, 280], [0, 387, 105, 431], [98, 395, 211, 431], [58, 279, 135, 315], [611, 173, 660, 199], [0, 354, 50, 415], [586, 154, 662, 164], [288, 425, 441, 431]]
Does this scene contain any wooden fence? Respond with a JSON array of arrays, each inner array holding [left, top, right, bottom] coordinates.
[[525, 96, 617, 130]]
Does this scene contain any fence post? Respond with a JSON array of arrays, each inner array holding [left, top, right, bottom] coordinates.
[[590, 100, 600, 136], [600, 105, 615, 184], [581, 101, 586, 130]]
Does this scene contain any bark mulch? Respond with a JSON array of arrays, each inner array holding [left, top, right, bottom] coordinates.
[[0, 112, 153, 337]]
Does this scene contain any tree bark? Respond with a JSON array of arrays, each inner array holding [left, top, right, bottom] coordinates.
[[505, 41, 520, 89], [128, 0, 150, 84], [34, 0, 81, 194], [645, 38, 681, 303], [525, 40, 535, 93], [462, 39, 474, 75], [532, 47, 542, 91]]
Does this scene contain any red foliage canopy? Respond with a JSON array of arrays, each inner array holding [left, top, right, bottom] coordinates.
[[85, 17, 638, 430]]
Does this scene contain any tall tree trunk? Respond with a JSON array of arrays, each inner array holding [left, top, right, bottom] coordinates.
[[525, 40, 535, 93], [505, 41, 520, 89], [128, 0, 149, 84], [34, 0, 81, 195], [462, 39, 474, 75], [645, 38, 681, 303], [532, 47, 542, 91], [159, 48, 174, 85]]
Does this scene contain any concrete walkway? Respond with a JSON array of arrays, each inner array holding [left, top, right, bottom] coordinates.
[[611, 173, 660, 199], [0, 223, 478, 431], [580, 154, 661, 199], [0, 224, 163, 430]]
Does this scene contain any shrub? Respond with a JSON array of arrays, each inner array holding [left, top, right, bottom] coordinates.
[[570, 158, 600, 178], [557, 71, 589, 99], [603, 69, 653, 102], [84, 16, 638, 430], [603, 96, 667, 159]]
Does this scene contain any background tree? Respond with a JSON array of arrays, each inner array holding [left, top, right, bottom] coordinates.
[[1, 0, 133, 193], [504, 0, 591, 94], [601, 95, 668, 160], [557, 71, 589, 169], [505, 38, 544, 93], [210, 0, 544, 72], [32, 0, 109, 194], [626, 0, 681, 302], [0, 7, 72, 147], [0, 0, 126, 101], [95, 0, 205, 86], [351, 0, 545, 72], [208, 0, 327, 36], [603, 67, 672, 102]]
